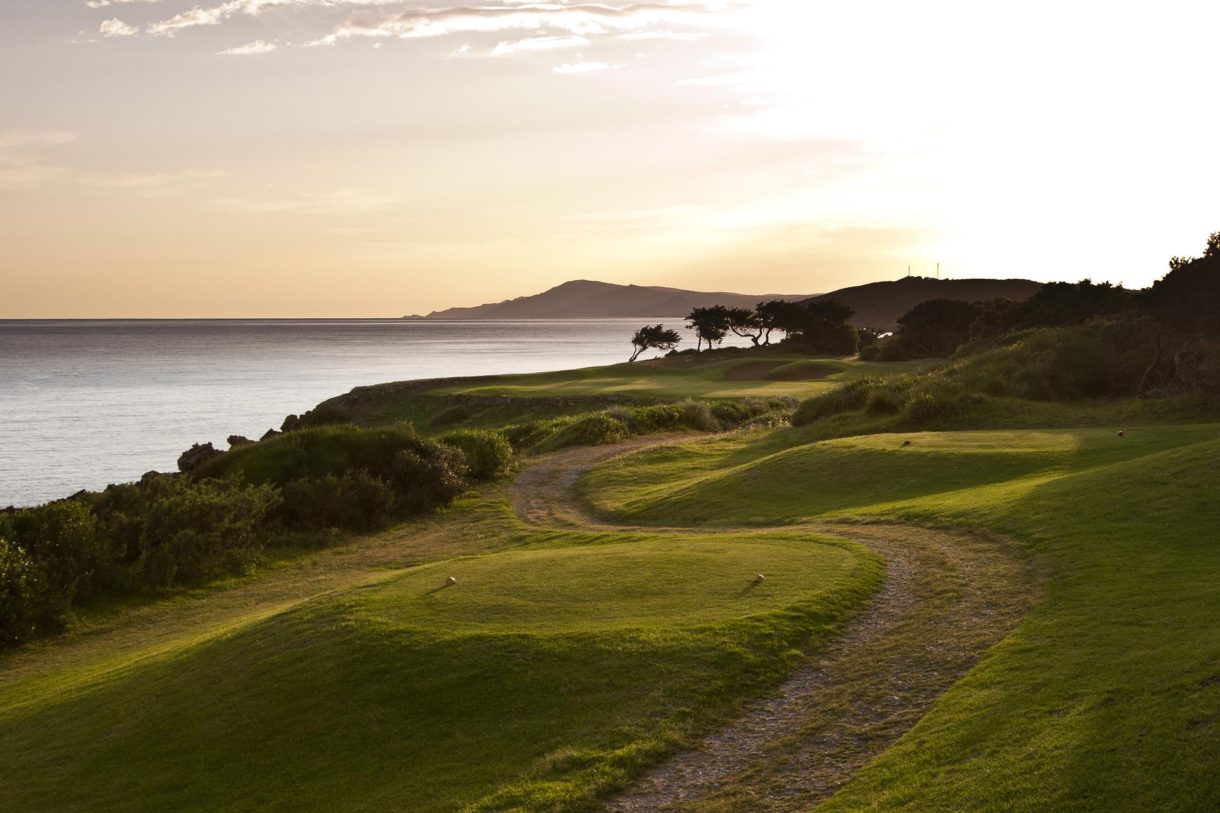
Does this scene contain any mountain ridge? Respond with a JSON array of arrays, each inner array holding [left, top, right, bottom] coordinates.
[[412, 276, 1044, 329]]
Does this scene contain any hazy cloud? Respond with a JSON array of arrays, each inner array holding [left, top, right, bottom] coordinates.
[[552, 61, 623, 74], [99, 18, 139, 36], [220, 39, 278, 55], [491, 35, 590, 57]]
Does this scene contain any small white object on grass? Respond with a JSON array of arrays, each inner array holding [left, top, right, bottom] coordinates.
[[755, 573, 765, 582], [446, 576, 457, 586]]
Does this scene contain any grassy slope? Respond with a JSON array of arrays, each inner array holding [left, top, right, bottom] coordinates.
[[439, 353, 928, 399], [0, 495, 878, 812], [581, 423, 1220, 810], [316, 351, 933, 432]]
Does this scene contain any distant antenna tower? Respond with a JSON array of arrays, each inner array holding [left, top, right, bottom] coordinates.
[[936, 262, 941, 280]]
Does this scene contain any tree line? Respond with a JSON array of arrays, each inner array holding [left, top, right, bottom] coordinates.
[[630, 299, 859, 360]]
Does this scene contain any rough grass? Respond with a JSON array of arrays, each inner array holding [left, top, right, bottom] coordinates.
[[579, 421, 1220, 810]]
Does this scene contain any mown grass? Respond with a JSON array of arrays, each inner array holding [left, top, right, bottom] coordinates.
[[439, 351, 929, 400], [0, 513, 878, 812], [579, 420, 1220, 810]]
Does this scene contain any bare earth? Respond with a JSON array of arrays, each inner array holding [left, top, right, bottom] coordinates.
[[511, 440, 1036, 813]]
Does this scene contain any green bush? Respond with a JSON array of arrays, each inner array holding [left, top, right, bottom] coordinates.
[[535, 414, 628, 453], [193, 426, 468, 510], [679, 400, 721, 432], [92, 475, 279, 589], [627, 404, 685, 434], [792, 380, 876, 426], [0, 538, 49, 645], [277, 471, 396, 532], [866, 387, 906, 415], [437, 430, 513, 481], [2, 500, 113, 607], [503, 421, 551, 452]]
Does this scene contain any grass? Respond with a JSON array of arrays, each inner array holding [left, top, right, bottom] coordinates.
[[439, 352, 929, 400], [4, 349, 1219, 811], [307, 350, 932, 433], [578, 420, 1220, 810], [0, 495, 878, 812]]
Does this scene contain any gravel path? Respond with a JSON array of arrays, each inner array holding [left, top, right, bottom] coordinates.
[[511, 439, 1034, 812]]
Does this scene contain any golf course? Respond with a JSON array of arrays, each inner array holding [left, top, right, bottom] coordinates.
[[2, 341, 1217, 812]]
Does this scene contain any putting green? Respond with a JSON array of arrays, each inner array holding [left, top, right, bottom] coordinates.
[[358, 536, 859, 634]]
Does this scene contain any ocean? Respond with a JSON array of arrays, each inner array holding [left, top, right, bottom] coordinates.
[[0, 318, 732, 507]]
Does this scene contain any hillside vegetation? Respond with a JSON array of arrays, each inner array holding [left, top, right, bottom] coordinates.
[[3, 233, 1220, 810]]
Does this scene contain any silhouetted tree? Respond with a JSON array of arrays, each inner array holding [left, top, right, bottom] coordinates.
[[882, 299, 980, 359], [754, 300, 789, 346], [774, 300, 858, 355], [724, 306, 764, 345], [1148, 231, 1220, 337], [686, 306, 731, 351], [629, 324, 682, 362], [1014, 280, 1134, 329]]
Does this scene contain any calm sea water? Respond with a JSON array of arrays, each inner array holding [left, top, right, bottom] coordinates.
[[0, 319, 727, 507]]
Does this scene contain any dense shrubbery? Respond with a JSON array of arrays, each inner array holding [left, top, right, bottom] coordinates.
[[506, 397, 784, 454], [0, 425, 491, 648], [0, 476, 278, 645], [794, 317, 1182, 428], [437, 430, 513, 480]]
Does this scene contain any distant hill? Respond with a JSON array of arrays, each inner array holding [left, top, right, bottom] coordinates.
[[413, 276, 1043, 328], [415, 280, 818, 319], [808, 277, 1044, 331]]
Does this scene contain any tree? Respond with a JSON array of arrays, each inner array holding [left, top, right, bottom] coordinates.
[[628, 324, 681, 361], [754, 300, 789, 346], [686, 306, 731, 351], [724, 307, 764, 345], [773, 300, 858, 355], [883, 298, 980, 359]]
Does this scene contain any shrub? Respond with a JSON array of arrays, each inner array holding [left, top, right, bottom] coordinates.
[[503, 421, 551, 452], [535, 414, 628, 452], [792, 380, 875, 426], [710, 401, 755, 426], [437, 430, 513, 481], [679, 400, 721, 432], [3, 500, 113, 606], [430, 403, 474, 428], [866, 387, 905, 415], [0, 538, 49, 645], [277, 472, 395, 532], [626, 404, 684, 434], [93, 475, 279, 589]]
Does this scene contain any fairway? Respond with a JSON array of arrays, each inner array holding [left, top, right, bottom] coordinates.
[[438, 353, 930, 400], [0, 497, 878, 813], [579, 422, 1220, 810], [363, 537, 858, 634]]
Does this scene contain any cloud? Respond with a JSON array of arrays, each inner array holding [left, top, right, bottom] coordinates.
[[552, 61, 623, 75], [220, 39, 278, 55], [131, 0, 732, 44], [99, 18, 139, 37], [86, 0, 164, 7], [618, 29, 706, 41], [491, 35, 590, 56]]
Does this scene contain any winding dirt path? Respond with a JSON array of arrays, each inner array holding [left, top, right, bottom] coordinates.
[[511, 440, 1035, 812]]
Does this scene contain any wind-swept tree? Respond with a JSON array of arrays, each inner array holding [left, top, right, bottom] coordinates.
[[754, 300, 789, 346], [686, 306, 731, 351], [724, 306, 764, 346], [628, 324, 681, 361]]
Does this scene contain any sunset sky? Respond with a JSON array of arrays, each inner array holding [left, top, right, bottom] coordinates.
[[3, 1, 1218, 317]]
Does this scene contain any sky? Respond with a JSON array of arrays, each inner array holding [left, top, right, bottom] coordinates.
[[2, 1, 1218, 317]]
